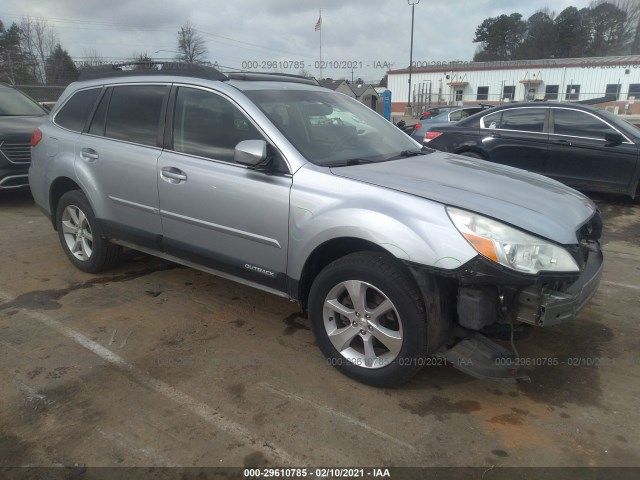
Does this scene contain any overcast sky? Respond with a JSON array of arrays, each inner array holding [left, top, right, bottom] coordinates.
[[1, 0, 593, 82]]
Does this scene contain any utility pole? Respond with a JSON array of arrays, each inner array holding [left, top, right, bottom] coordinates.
[[406, 0, 420, 116]]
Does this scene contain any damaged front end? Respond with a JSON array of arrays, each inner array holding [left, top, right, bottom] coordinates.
[[408, 209, 604, 384]]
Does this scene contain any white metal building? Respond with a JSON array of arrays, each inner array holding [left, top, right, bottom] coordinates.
[[387, 56, 640, 114]]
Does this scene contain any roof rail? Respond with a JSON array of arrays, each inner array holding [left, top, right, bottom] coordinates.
[[226, 71, 319, 86], [78, 62, 228, 81]]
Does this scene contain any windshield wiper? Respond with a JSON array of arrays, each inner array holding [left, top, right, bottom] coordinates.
[[325, 158, 375, 167], [382, 147, 432, 161], [399, 148, 427, 157]]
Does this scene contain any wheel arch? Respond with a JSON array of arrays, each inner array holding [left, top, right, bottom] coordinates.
[[296, 237, 388, 310], [49, 176, 83, 230], [296, 237, 457, 355]]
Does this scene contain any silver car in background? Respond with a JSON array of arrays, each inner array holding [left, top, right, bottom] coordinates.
[[29, 64, 603, 387], [410, 105, 491, 144]]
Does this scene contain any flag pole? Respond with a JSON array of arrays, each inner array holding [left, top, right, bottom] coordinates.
[[319, 8, 322, 80]]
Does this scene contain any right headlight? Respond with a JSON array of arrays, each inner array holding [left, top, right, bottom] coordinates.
[[446, 206, 579, 274]]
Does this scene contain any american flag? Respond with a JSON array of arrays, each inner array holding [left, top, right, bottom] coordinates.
[[315, 16, 321, 31]]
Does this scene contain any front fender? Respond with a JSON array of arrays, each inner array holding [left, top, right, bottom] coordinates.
[[287, 165, 477, 280]]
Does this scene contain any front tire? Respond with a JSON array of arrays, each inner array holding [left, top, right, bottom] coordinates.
[[56, 190, 121, 273], [308, 252, 427, 387]]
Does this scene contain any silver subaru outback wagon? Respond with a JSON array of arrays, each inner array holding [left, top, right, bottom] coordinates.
[[29, 63, 603, 387]]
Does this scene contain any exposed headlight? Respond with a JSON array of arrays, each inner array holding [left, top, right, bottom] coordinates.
[[446, 206, 579, 274]]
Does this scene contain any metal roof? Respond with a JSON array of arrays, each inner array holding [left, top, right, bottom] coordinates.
[[388, 55, 640, 75]]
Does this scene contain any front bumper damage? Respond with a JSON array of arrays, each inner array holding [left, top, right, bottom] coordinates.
[[408, 241, 604, 383], [516, 244, 603, 327]]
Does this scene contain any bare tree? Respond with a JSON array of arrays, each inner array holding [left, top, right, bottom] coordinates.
[[76, 48, 106, 68], [176, 21, 208, 64], [131, 51, 158, 70], [19, 16, 57, 84], [612, 0, 640, 52]]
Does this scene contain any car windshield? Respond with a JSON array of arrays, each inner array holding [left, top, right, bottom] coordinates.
[[243, 89, 420, 166], [0, 88, 47, 116]]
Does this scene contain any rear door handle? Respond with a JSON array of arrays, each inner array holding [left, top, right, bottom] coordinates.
[[80, 148, 99, 161], [161, 167, 187, 183]]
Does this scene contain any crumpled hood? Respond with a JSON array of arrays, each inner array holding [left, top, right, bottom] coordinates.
[[330, 152, 597, 245]]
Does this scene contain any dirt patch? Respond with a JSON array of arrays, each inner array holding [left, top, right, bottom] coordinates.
[[0, 433, 35, 465], [228, 383, 246, 399], [0, 261, 180, 312], [517, 319, 613, 408], [399, 395, 481, 420], [244, 450, 269, 467], [282, 312, 309, 336]]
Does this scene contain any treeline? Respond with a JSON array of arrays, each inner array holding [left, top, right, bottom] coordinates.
[[473, 1, 640, 61], [0, 17, 210, 89], [0, 17, 79, 86]]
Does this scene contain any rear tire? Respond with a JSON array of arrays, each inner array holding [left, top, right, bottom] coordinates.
[[56, 190, 121, 273], [308, 252, 427, 387]]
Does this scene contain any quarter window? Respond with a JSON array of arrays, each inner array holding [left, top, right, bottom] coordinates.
[[104, 85, 168, 147], [172, 87, 263, 163], [482, 111, 502, 129], [552, 109, 617, 140], [55, 88, 101, 132]]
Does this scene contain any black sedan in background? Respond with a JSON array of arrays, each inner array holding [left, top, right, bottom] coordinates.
[[0, 84, 48, 189], [426, 102, 640, 198]]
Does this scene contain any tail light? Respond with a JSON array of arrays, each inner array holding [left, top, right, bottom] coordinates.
[[424, 131, 443, 142], [414, 123, 422, 131], [31, 128, 43, 147]]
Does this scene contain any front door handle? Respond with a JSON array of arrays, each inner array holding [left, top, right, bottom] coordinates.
[[161, 167, 187, 183], [80, 148, 99, 161]]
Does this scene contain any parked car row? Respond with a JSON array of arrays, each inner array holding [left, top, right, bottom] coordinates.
[[410, 105, 493, 144], [0, 83, 49, 189], [424, 102, 640, 198]]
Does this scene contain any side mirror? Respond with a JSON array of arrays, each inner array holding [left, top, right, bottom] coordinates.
[[234, 140, 268, 167], [604, 132, 624, 145]]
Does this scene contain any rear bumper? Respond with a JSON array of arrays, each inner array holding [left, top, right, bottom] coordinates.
[[0, 168, 29, 189], [516, 243, 603, 327]]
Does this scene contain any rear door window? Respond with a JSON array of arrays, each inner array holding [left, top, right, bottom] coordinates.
[[104, 85, 169, 147], [500, 108, 546, 133], [55, 88, 101, 132]]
